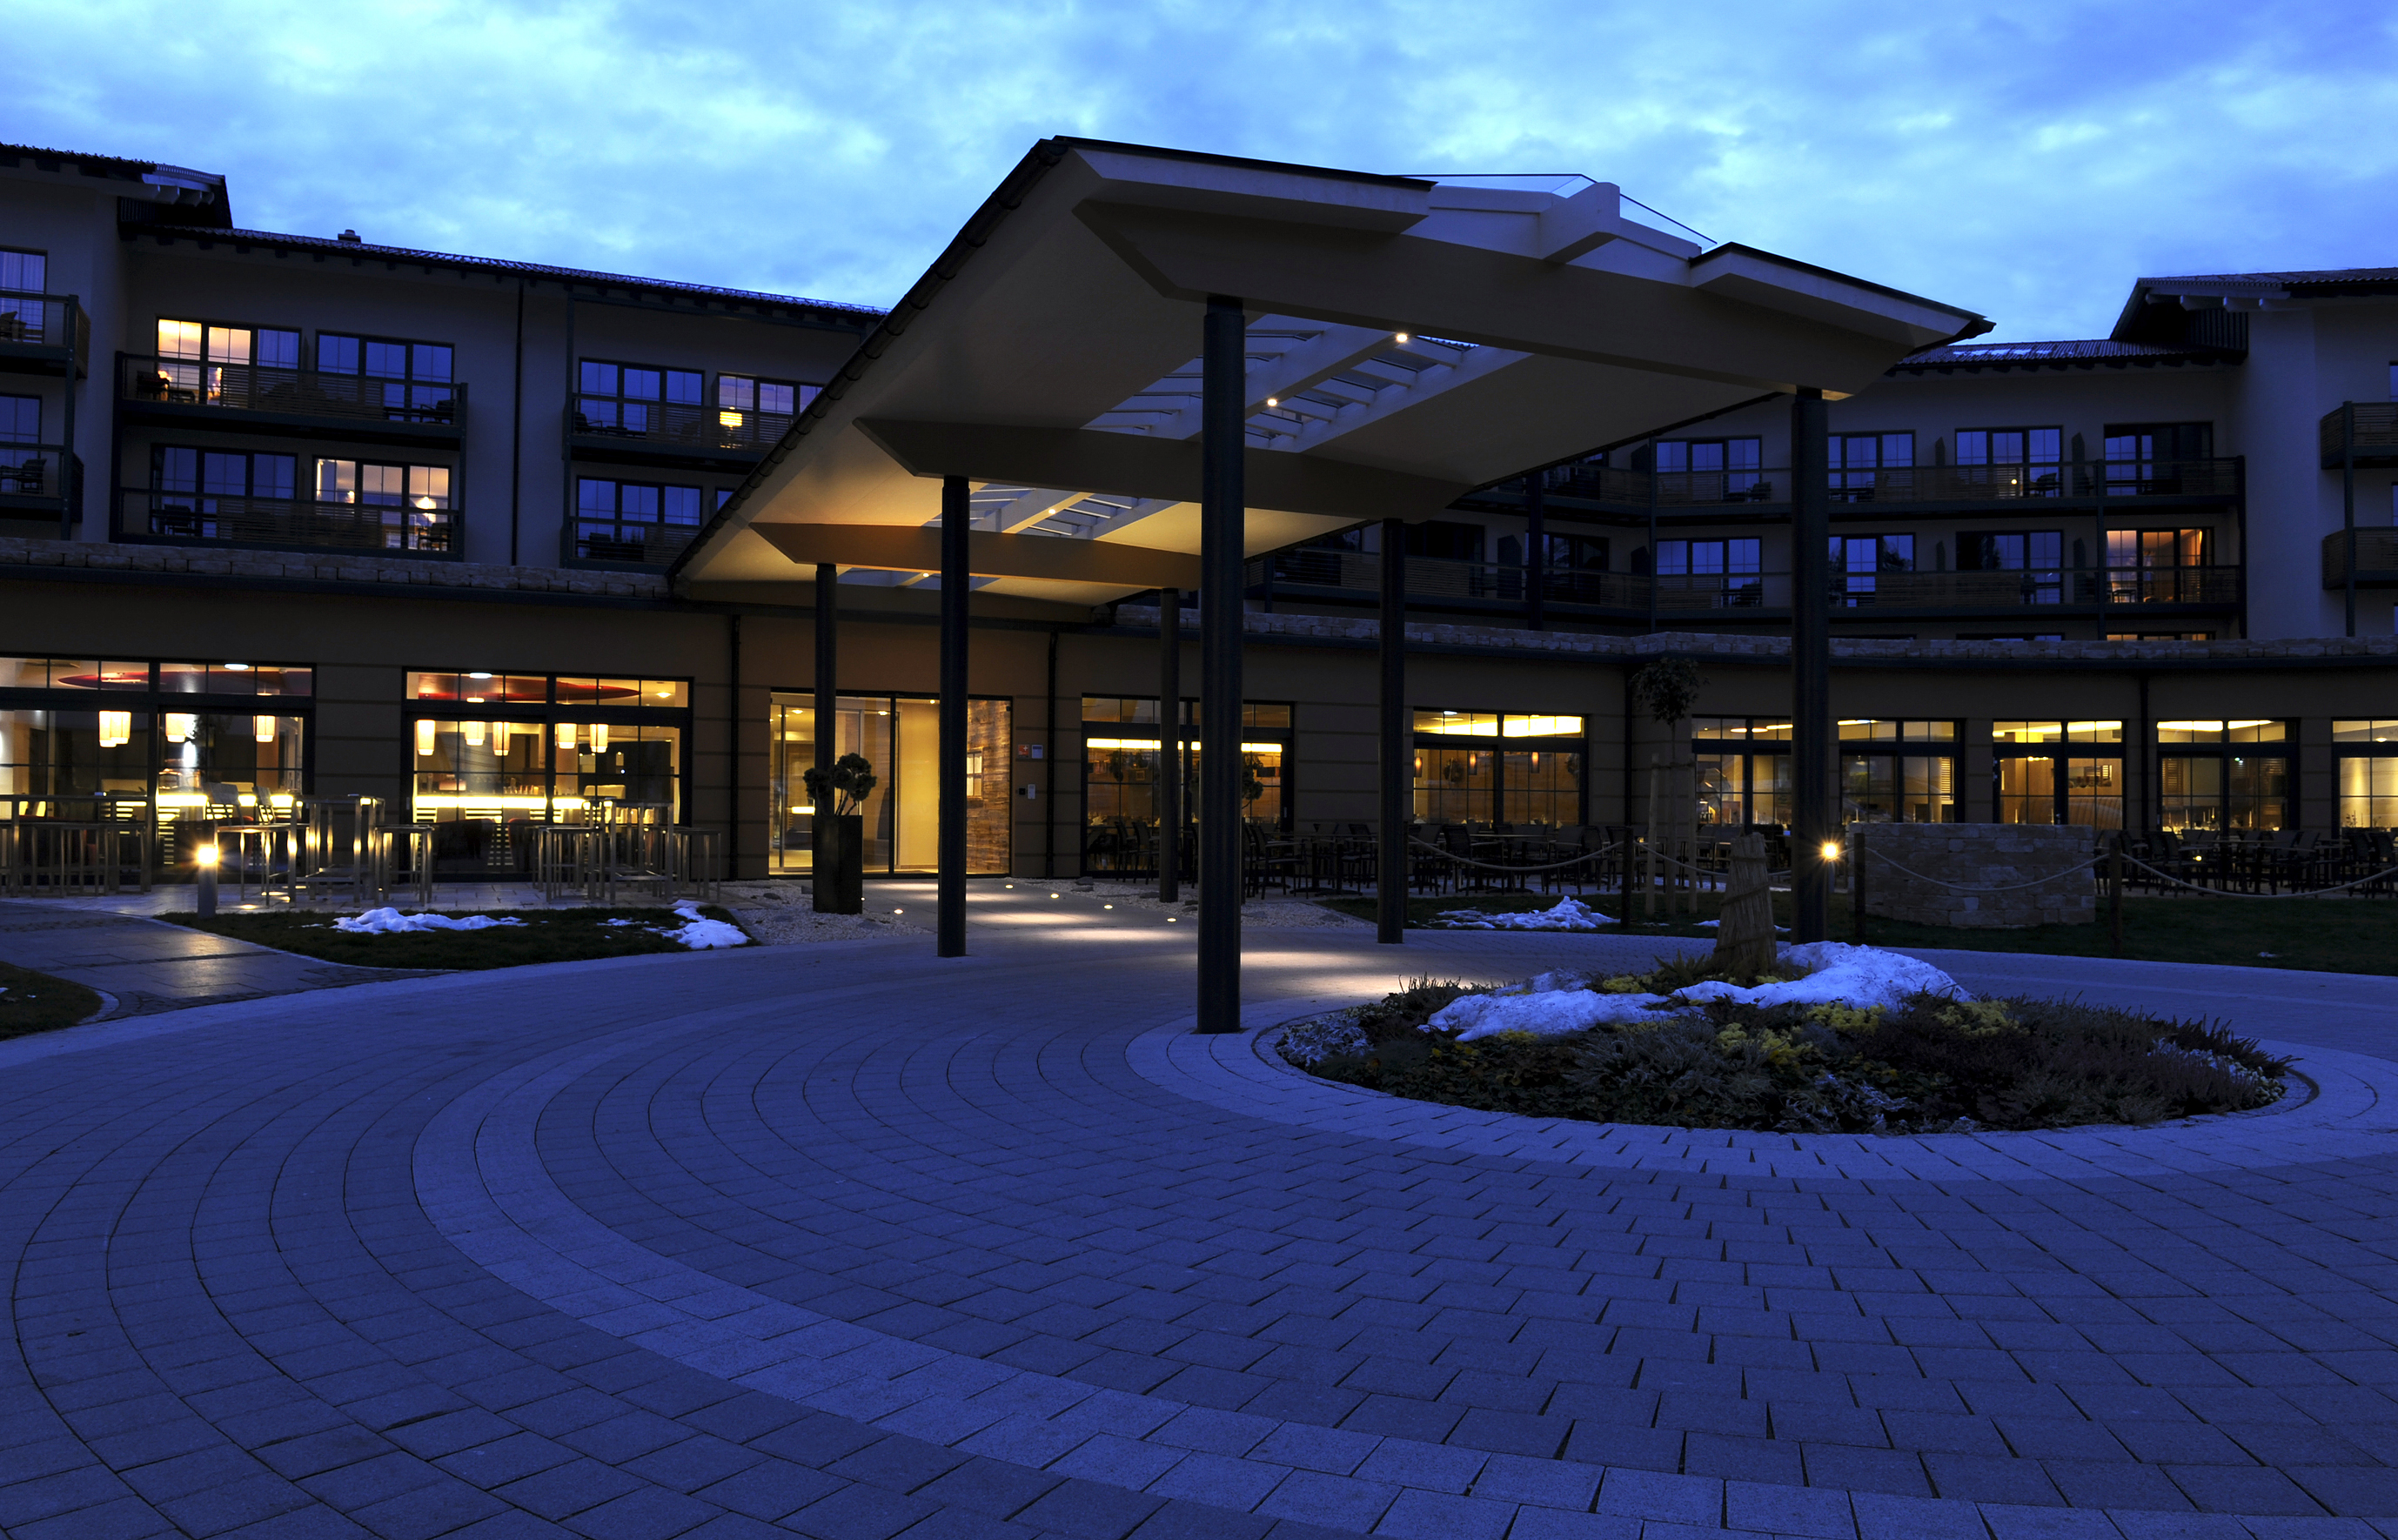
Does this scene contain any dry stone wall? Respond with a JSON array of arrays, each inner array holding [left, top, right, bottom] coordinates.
[[1858, 822, 2097, 929]]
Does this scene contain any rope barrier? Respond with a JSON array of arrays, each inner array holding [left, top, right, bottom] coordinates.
[[1404, 836, 1624, 875], [2120, 853, 2398, 898], [1859, 847, 2104, 894]]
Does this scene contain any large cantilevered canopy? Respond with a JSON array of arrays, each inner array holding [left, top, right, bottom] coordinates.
[[672, 140, 1989, 603]]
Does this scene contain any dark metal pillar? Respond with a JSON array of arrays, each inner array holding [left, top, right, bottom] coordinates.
[[1378, 518, 1407, 945], [938, 475, 968, 957], [1792, 388, 1832, 943], [811, 562, 837, 912], [1524, 476, 1545, 631], [1157, 587, 1181, 903], [1196, 296, 1245, 1033], [57, 297, 77, 540], [2343, 402, 2357, 639]]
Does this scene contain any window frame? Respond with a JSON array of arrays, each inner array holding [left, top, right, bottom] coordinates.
[[1991, 720, 2126, 828], [2333, 721, 2398, 831], [2152, 718, 2292, 833]]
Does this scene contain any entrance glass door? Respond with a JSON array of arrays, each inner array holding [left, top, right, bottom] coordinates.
[[769, 693, 1009, 874]]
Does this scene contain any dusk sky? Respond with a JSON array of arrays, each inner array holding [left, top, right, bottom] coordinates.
[[13, 1, 2398, 343]]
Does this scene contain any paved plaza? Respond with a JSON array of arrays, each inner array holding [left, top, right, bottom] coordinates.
[[6, 886, 2398, 1540]]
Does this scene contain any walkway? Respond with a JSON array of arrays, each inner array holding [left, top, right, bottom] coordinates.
[[0, 901, 438, 1019], [3, 885, 2397, 1540]]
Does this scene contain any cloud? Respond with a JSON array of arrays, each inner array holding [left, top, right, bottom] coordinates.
[[9, 0, 2396, 338]]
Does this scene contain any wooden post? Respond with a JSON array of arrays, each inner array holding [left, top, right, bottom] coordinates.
[[1852, 827, 1867, 944], [1710, 832, 1774, 977]]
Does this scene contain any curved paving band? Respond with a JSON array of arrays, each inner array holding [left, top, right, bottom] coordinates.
[[5, 908, 2398, 1539]]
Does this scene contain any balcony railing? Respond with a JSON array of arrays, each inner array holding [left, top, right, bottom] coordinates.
[[2322, 529, 2398, 588], [567, 519, 700, 568], [0, 291, 88, 365], [0, 445, 71, 500], [122, 488, 456, 555], [120, 355, 464, 429], [566, 402, 794, 456], [1513, 458, 2241, 508], [1256, 551, 2241, 613], [2321, 404, 2398, 467]]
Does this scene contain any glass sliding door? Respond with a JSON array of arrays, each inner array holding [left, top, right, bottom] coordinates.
[[767, 693, 1010, 875]]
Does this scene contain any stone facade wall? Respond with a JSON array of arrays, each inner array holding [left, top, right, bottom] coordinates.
[[1858, 822, 2097, 929]]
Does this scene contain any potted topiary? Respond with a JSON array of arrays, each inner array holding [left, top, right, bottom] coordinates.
[[802, 753, 876, 914]]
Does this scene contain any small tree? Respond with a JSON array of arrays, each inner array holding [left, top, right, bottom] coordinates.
[[1629, 656, 1706, 730], [802, 753, 877, 816]]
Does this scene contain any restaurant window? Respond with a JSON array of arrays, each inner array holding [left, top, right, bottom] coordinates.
[[0, 657, 311, 865], [1655, 538, 1763, 607], [575, 478, 706, 562], [1075, 697, 1289, 874], [318, 332, 454, 419], [767, 693, 1013, 876], [405, 671, 693, 871], [578, 358, 705, 435], [1954, 427, 2062, 497], [1958, 530, 2063, 603], [1691, 716, 1791, 830], [2334, 720, 2398, 830], [2155, 719, 2289, 832], [1828, 432, 1912, 502], [1837, 720, 1958, 823], [1832, 534, 1913, 604], [1993, 720, 2123, 828], [1412, 710, 1584, 827]]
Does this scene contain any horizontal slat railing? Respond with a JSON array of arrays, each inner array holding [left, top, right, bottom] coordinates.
[[122, 355, 463, 428], [567, 521, 701, 567], [0, 445, 72, 499], [2323, 529, 2398, 584], [2322, 404, 2398, 461], [123, 488, 456, 554], [567, 402, 794, 454], [1507, 459, 2241, 506]]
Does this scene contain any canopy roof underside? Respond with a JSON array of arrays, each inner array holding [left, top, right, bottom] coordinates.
[[675, 139, 1989, 604]]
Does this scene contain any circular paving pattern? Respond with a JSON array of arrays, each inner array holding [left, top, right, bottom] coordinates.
[[5, 890, 2398, 1540]]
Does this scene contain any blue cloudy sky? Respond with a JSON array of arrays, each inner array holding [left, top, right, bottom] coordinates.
[[11, 0, 2398, 342]]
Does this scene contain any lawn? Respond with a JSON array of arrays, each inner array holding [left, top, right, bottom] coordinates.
[[1318, 888, 2398, 977], [0, 961, 104, 1039], [166, 906, 752, 971]]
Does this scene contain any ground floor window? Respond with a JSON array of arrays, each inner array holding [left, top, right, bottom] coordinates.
[[2335, 720, 2398, 828], [1411, 709, 1584, 826], [0, 656, 311, 865], [1994, 720, 2124, 828], [769, 693, 1013, 875], [1839, 719, 1958, 822], [1691, 716, 1792, 829], [2156, 719, 2289, 831], [406, 671, 690, 870], [1078, 697, 1290, 874]]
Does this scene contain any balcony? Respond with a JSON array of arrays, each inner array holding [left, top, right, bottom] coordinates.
[[565, 402, 795, 471], [2321, 529, 2398, 589], [1497, 458, 2241, 514], [119, 488, 457, 556], [2321, 404, 2398, 469], [118, 355, 465, 445], [565, 519, 700, 570], [0, 291, 88, 376], [0, 445, 76, 517], [1254, 550, 2241, 619]]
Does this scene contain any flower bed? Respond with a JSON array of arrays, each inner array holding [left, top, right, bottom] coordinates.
[[1279, 944, 2289, 1135]]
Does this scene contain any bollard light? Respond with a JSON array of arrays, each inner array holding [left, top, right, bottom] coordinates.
[[1820, 840, 1842, 863], [196, 840, 220, 917]]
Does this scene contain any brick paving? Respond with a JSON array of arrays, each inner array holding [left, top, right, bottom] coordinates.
[[4, 885, 2398, 1538]]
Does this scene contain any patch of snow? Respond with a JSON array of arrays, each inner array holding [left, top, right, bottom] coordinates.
[[1431, 896, 1615, 931], [1695, 919, 1787, 932], [1425, 942, 1967, 1042], [661, 901, 748, 950], [334, 908, 526, 934]]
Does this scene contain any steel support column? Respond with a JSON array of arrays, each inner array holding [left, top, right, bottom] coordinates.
[[811, 562, 838, 913], [1196, 296, 1246, 1033], [938, 474, 968, 957], [2343, 402, 2357, 639], [1158, 587, 1182, 903], [1792, 388, 1832, 943], [1377, 517, 1407, 945], [1524, 476, 1545, 631]]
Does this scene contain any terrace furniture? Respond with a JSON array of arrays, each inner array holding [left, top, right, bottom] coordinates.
[[6, 458, 42, 492]]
